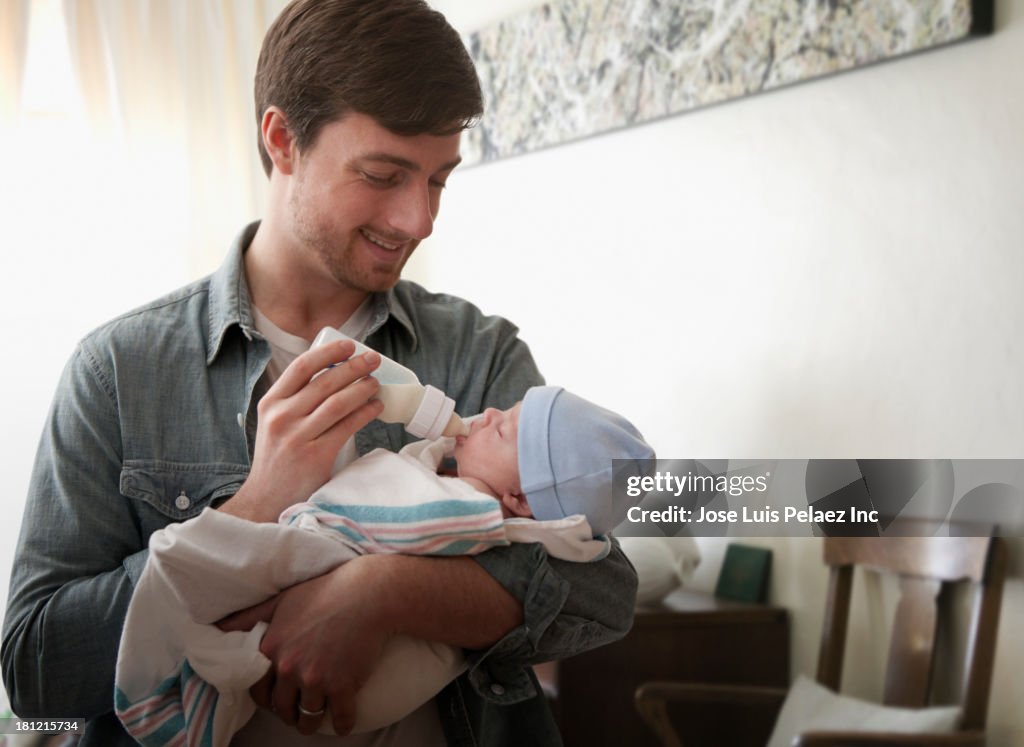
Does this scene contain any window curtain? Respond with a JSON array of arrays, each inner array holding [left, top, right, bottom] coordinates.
[[0, 0, 32, 126], [62, 0, 288, 276]]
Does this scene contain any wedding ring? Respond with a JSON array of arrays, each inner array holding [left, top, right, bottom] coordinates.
[[298, 704, 326, 717]]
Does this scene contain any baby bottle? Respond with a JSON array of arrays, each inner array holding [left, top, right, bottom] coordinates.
[[312, 327, 469, 440]]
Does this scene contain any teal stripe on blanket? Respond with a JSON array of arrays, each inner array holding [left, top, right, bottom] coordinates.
[[182, 661, 216, 747], [308, 519, 504, 554], [115, 670, 180, 709], [115, 670, 187, 745], [145, 714, 189, 746], [308, 498, 500, 523]]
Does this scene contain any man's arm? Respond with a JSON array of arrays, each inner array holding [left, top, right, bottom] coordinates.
[[222, 487, 637, 734], [219, 552, 522, 735], [1, 344, 143, 718], [1, 338, 387, 721], [470, 539, 638, 686]]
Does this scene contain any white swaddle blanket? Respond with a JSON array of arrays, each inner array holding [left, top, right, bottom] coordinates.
[[116, 437, 609, 747]]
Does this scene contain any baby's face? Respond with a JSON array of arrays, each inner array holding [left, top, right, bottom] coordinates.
[[453, 402, 522, 498]]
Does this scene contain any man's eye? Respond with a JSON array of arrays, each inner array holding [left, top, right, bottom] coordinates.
[[362, 172, 398, 187], [429, 179, 448, 190]]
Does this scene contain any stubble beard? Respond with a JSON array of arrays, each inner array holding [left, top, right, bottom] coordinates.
[[290, 192, 406, 296], [319, 235, 410, 294]]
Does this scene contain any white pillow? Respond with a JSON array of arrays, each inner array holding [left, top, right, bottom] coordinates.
[[766, 675, 961, 747], [618, 537, 701, 605]]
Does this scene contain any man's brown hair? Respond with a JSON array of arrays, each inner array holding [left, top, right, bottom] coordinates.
[[255, 0, 483, 176]]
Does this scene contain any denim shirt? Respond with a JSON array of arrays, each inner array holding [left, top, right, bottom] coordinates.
[[2, 223, 638, 746]]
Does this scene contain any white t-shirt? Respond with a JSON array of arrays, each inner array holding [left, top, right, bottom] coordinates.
[[239, 303, 447, 747]]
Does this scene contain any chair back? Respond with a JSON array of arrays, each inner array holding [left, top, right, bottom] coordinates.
[[817, 534, 1007, 730]]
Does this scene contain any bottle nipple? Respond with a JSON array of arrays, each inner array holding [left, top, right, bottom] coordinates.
[[443, 413, 470, 438]]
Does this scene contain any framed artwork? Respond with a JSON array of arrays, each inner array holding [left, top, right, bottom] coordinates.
[[463, 0, 994, 165]]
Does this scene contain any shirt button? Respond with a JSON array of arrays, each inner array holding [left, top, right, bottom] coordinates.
[[490, 684, 505, 696], [236, 412, 244, 428], [175, 492, 191, 510]]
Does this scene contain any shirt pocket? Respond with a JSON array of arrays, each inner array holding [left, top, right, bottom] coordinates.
[[120, 459, 249, 523]]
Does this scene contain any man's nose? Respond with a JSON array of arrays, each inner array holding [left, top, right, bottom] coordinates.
[[387, 182, 436, 240]]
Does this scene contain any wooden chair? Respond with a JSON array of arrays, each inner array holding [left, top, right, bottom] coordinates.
[[635, 535, 1008, 747]]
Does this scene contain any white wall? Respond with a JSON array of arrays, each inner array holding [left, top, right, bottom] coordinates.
[[421, 1, 1023, 460], [419, 0, 1024, 744]]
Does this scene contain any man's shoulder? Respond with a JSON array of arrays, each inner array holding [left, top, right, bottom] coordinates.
[[382, 280, 542, 413], [391, 279, 485, 313], [389, 279, 521, 337], [78, 275, 214, 357]]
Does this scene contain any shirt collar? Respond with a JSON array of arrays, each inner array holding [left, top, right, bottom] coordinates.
[[205, 221, 419, 364], [365, 286, 419, 352]]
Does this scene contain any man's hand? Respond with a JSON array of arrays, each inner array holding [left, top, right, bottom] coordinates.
[[218, 557, 389, 736], [219, 340, 384, 523], [217, 553, 523, 736]]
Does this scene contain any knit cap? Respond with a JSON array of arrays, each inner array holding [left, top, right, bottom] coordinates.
[[518, 386, 655, 536]]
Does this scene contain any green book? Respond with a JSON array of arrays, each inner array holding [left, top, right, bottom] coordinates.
[[715, 543, 772, 604]]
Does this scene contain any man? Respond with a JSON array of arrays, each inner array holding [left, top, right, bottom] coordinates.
[[1, 2, 638, 745]]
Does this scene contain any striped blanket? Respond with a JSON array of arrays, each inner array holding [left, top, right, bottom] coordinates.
[[115, 437, 607, 747]]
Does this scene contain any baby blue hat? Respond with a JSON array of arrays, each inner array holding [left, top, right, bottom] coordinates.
[[518, 386, 655, 536]]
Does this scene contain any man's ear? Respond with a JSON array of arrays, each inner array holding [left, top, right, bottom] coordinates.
[[501, 492, 533, 519], [261, 106, 297, 176]]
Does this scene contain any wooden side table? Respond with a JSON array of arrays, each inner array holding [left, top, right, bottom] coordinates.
[[544, 588, 790, 747]]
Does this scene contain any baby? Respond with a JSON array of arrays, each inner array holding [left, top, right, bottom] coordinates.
[[456, 385, 648, 536], [115, 386, 654, 747], [281, 384, 654, 555]]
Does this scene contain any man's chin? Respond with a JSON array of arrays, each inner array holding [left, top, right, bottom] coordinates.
[[335, 266, 404, 294], [369, 255, 413, 286]]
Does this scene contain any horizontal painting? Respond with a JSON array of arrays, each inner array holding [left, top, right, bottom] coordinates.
[[462, 0, 993, 165]]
